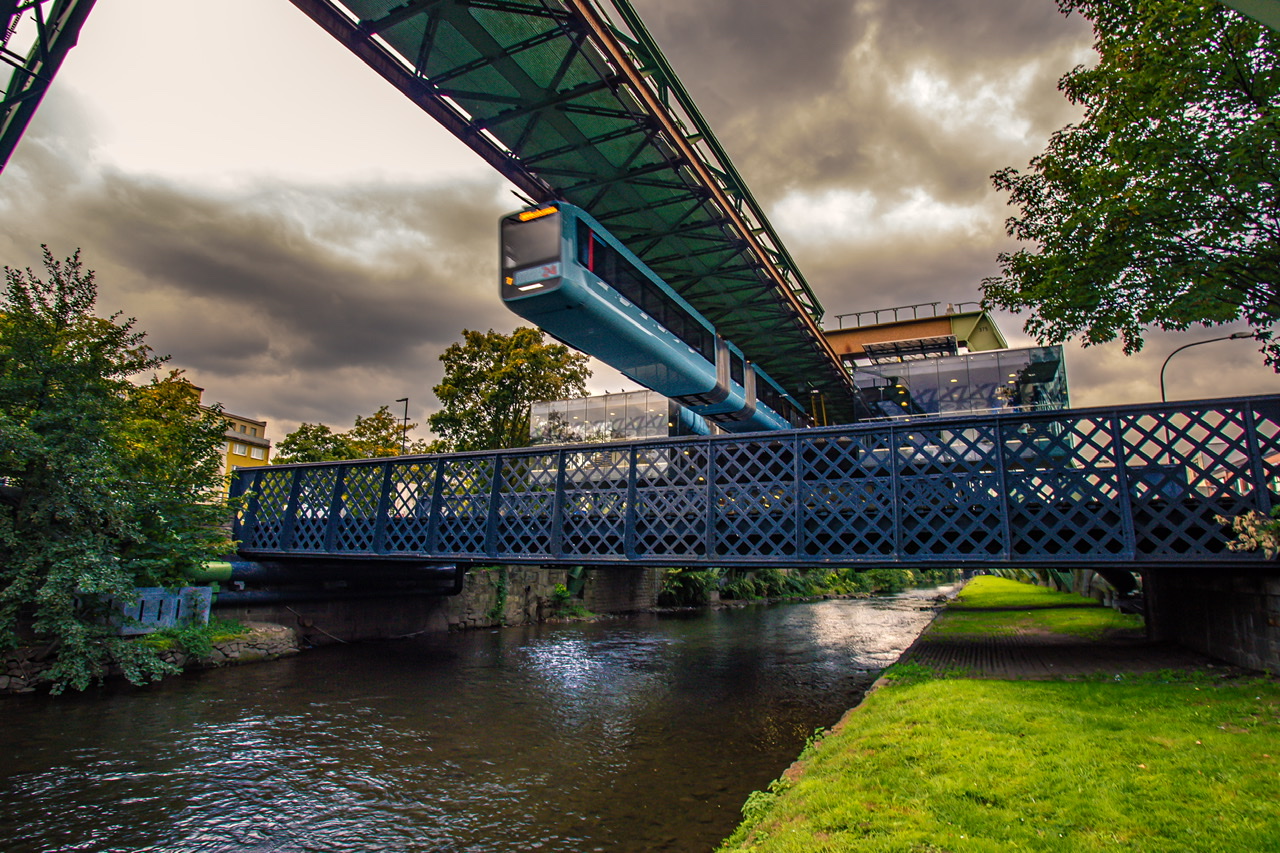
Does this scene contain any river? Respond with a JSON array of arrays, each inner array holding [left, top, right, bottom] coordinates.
[[0, 587, 951, 852]]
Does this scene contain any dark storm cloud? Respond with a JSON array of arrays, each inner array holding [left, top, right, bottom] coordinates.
[[630, 0, 1099, 341], [634, 0, 1091, 201], [632, 0, 1274, 397], [73, 177, 502, 370], [2, 3, 1271, 442], [0, 90, 519, 434]]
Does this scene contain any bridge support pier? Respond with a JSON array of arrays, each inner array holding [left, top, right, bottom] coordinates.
[[213, 566, 664, 645], [1144, 568, 1280, 672]]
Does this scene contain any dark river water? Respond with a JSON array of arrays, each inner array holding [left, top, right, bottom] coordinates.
[[0, 588, 951, 853]]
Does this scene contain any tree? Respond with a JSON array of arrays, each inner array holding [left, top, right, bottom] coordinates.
[[117, 370, 233, 582], [984, 1, 1280, 366], [274, 405, 421, 463], [347, 405, 411, 458], [429, 327, 591, 452], [0, 249, 232, 692], [273, 422, 355, 464]]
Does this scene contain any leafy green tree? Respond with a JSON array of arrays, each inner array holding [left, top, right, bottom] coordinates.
[[347, 405, 414, 458], [274, 405, 420, 463], [117, 370, 233, 583], [0, 249, 231, 692], [273, 421, 355, 464], [429, 327, 591, 452], [985, 0, 1279, 366]]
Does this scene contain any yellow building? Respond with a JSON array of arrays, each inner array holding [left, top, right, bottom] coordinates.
[[221, 411, 271, 479]]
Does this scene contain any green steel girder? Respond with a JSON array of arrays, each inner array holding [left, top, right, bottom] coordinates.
[[0, 0, 98, 174], [288, 0, 866, 421]]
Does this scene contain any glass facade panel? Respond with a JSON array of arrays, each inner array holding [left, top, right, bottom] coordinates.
[[964, 352, 1002, 412], [530, 390, 703, 444], [851, 345, 1068, 420]]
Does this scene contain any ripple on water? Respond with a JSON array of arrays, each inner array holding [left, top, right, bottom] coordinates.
[[0, 589, 948, 853]]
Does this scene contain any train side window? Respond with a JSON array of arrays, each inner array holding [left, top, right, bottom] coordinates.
[[730, 352, 745, 386], [577, 221, 593, 270]]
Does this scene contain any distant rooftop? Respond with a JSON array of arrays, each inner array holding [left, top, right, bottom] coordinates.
[[830, 301, 982, 329]]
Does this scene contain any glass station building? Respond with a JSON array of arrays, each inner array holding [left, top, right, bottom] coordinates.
[[529, 304, 1071, 443], [530, 389, 709, 445], [824, 303, 1069, 420], [851, 346, 1068, 419]]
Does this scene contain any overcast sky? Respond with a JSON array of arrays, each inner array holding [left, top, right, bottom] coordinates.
[[0, 0, 1273, 443]]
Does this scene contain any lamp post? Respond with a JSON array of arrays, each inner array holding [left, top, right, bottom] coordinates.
[[395, 397, 409, 454], [1159, 332, 1253, 402]]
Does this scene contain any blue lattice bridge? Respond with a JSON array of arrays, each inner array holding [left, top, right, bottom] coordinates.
[[232, 395, 1280, 571]]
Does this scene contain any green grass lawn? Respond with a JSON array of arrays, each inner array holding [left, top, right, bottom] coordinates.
[[717, 578, 1280, 852], [950, 576, 1099, 609], [930, 577, 1142, 640]]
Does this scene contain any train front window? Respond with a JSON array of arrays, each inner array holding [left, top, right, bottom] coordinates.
[[502, 209, 562, 273]]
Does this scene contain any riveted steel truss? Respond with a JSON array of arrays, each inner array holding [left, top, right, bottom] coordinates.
[[233, 394, 1280, 571], [288, 0, 867, 421], [0, 0, 96, 173]]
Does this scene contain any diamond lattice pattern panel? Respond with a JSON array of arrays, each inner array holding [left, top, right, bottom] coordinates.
[[232, 396, 1280, 567]]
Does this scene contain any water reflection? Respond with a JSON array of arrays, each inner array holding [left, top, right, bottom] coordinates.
[[0, 588, 949, 852]]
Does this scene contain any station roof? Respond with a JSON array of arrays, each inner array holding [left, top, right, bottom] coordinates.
[[826, 308, 1009, 366]]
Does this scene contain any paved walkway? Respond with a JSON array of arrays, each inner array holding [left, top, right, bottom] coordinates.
[[901, 612, 1222, 679]]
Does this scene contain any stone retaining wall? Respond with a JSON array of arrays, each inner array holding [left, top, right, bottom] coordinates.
[[1, 621, 300, 695], [1146, 567, 1280, 671]]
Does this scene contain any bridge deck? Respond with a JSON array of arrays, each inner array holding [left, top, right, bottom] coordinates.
[[233, 395, 1280, 571]]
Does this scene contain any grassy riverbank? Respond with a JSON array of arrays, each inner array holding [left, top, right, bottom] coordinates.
[[717, 576, 1280, 852]]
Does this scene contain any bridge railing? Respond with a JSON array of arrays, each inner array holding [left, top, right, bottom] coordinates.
[[231, 395, 1280, 569]]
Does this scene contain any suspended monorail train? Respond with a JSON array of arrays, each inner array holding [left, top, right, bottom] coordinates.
[[500, 202, 810, 433]]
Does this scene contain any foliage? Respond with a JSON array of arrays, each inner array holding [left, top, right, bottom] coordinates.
[[658, 568, 721, 606], [548, 581, 592, 618], [1218, 507, 1280, 558], [346, 405, 412, 458], [141, 617, 247, 658], [117, 370, 235, 582], [273, 421, 354, 463], [274, 404, 422, 463], [486, 566, 509, 623], [0, 248, 231, 693], [551, 582, 572, 607], [665, 567, 962, 605], [429, 327, 591, 452], [985, 1, 1280, 366]]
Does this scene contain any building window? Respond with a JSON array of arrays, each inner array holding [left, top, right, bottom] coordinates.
[[239, 425, 247, 434], [233, 442, 248, 455], [250, 427, 258, 437], [250, 447, 266, 460]]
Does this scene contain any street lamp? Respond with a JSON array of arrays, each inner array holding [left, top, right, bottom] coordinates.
[[1159, 332, 1253, 402], [395, 397, 409, 454]]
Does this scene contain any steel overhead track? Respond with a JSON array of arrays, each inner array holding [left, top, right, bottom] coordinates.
[[0, 0, 98, 173], [288, 0, 867, 422]]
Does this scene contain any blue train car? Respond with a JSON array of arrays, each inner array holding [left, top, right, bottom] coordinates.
[[500, 202, 809, 432]]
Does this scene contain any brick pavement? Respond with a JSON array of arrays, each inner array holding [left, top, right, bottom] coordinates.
[[901, 612, 1224, 679]]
